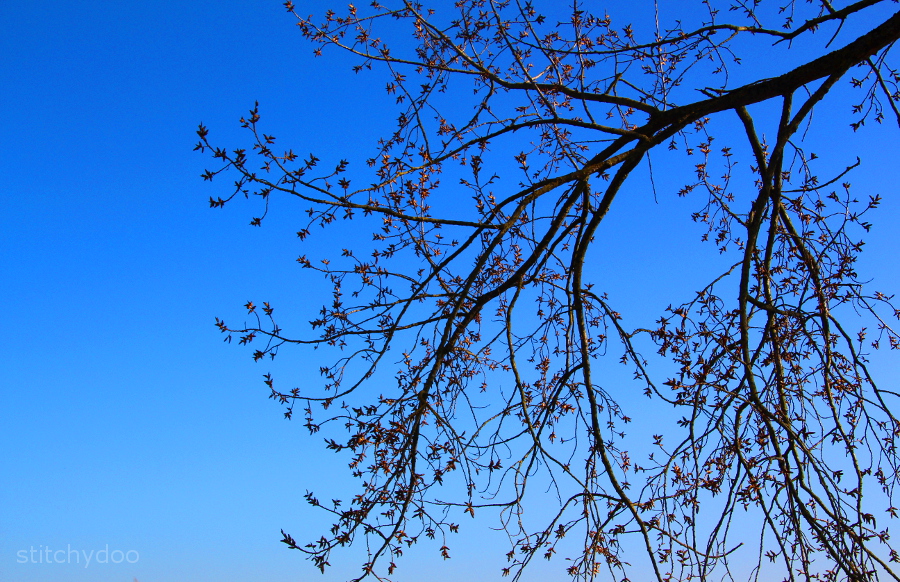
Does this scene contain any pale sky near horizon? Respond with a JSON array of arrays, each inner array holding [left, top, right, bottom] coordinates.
[[2, 2, 899, 582]]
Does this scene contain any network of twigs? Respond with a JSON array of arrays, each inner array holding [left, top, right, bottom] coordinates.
[[198, 1, 900, 580]]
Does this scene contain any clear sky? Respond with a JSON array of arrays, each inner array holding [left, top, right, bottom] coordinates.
[[2, 2, 899, 582]]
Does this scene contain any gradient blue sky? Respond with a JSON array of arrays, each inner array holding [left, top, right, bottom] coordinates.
[[2, 2, 899, 582]]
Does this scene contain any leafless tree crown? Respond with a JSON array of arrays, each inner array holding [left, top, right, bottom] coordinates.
[[197, 1, 900, 580]]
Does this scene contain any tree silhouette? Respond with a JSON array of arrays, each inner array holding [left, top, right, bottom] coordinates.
[[197, 1, 900, 580]]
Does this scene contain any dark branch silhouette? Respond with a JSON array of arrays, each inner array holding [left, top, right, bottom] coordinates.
[[197, 1, 900, 580]]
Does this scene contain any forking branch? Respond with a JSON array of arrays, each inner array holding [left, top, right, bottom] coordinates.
[[199, 2, 900, 580]]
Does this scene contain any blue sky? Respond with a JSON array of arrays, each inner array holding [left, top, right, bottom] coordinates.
[[2, 2, 899, 582]]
